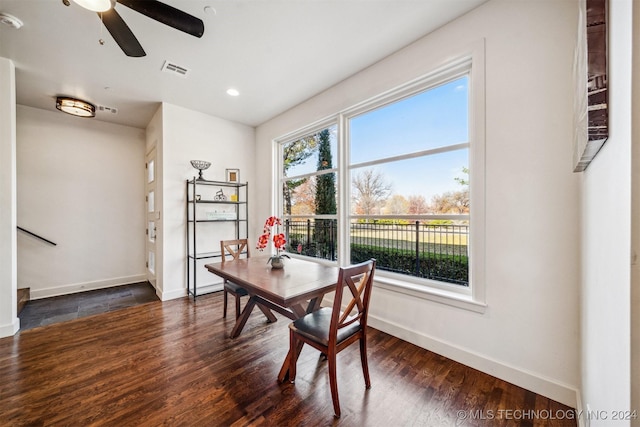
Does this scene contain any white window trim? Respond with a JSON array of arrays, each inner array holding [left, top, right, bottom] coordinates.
[[274, 39, 486, 313]]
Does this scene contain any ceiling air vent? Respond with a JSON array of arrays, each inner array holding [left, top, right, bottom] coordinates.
[[97, 105, 118, 114], [161, 60, 189, 77]]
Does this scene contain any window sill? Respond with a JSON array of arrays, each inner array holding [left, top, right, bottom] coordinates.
[[373, 274, 487, 314]]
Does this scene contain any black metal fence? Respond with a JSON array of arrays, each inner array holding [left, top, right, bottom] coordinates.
[[284, 219, 469, 286]]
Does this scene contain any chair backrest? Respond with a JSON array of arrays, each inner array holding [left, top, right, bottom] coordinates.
[[220, 239, 250, 262], [330, 259, 376, 336]]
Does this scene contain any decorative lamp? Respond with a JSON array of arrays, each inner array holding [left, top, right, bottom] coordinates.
[[190, 160, 211, 180], [56, 97, 96, 118]]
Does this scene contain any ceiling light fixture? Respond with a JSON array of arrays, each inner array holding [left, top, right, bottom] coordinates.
[[71, 0, 112, 12], [56, 96, 96, 118], [226, 88, 240, 97]]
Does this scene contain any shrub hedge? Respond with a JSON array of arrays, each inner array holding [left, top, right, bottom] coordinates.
[[351, 243, 468, 286]]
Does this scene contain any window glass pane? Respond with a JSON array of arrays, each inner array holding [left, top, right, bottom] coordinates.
[[283, 173, 339, 216], [350, 149, 469, 215], [350, 219, 468, 285], [284, 175, 316, 215], [148, 159, 155, 183], [148, 251, 155, 275], [148, 221, 155, 242], [284, 218, 338, 261], [350, 76, 468, 165], [148, 191, 154, 212], [283, 125, 337, 178], [281, 125, 339, 263]]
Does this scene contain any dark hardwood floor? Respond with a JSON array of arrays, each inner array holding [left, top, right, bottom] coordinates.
[[0, 291, 576, 426]]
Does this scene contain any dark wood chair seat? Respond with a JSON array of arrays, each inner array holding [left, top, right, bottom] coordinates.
[[290, 308, 361, 346], [224, 281, 248, 296], [289, 259, 376, 418]]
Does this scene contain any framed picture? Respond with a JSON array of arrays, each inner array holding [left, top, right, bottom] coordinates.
[[226, 168, 240, 183], [573, 0, 608, 172]]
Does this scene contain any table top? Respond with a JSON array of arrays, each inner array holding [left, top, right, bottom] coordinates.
[[205, 256, 340, 307]]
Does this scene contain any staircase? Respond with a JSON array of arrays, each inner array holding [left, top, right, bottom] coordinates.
[[17, 288, 30, 315]]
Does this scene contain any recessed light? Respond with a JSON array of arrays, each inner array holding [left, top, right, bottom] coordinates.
[[204, 6, 216, 15], [226, 88, 240, 97]]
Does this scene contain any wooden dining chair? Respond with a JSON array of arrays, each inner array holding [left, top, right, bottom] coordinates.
[[220, 239, 277, 323], [220, 239, 251, 319], [288, 259, 376, 418]]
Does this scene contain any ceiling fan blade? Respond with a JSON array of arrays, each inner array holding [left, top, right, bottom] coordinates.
[[100, 9, 146, 57], [117, 0, 204, 38]]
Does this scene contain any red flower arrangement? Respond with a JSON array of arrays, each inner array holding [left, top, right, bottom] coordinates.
[[256, 216, 290, 266]]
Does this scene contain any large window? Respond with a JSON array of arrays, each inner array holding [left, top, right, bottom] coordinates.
[[348, 76, 469, 286], [277, 53, 484, 306]]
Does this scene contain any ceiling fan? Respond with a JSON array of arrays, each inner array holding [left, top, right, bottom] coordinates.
[[65, 0, 204, 57]]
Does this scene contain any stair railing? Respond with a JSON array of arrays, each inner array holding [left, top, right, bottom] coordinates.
[[17, 226, 57, 246]]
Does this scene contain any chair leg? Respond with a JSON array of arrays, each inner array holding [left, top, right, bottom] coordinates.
[[289, 329, 298, 384], [328, 350, 341, 418], [234, 294, 242, 319], [359, 335, 371, 389], [223, 290, 228, 318]]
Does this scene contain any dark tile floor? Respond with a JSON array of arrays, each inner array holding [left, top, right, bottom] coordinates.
[[18, 282, 159, 331]]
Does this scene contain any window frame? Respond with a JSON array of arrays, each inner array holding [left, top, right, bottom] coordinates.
[[274, 41, 486, 312]]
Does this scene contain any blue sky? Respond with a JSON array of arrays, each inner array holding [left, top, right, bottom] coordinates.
[[350, 76, 469, 200], [285, 76, 469, 202]]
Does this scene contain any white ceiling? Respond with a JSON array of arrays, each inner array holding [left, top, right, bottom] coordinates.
[[0, 0, 487, 128]]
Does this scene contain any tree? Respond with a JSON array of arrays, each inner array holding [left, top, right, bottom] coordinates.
[[408, 195, 428, 214], [314, 129, 337, 257], [290, 177, 316, 215], [430, 190, 469, 214], [352, 169, 392, 215], [430, 167, 469, 214], [282, 136, 317, 215], [383, 195, 409, 215], [314, 129, 336, 215], [454, 166, 469, 186]]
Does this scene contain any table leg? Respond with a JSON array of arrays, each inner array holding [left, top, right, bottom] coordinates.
[[230, 296, 257, 338], [257, 303, 278, 323], [306, 296, 323, 313]]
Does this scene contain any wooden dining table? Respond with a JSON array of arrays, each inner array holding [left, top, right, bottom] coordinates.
[[205, 256, 340, 382]]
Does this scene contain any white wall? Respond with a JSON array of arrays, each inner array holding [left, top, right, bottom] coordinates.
[[256, 0, 580, 406], [157, 103, 255, 300], [16, 106, 146, 298], [581, 0, 633, 423], [632, 0, 640, 421], [0, 57, 19, 337]]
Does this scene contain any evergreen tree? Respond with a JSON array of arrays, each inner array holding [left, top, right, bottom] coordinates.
[[315, 129, 336, 215], [314, 129, 337, 258]]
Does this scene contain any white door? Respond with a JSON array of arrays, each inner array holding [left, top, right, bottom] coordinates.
[[145, 148, 157, 289]]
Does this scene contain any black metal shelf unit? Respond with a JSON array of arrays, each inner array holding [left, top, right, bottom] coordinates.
[[186, 178, 248, 298]]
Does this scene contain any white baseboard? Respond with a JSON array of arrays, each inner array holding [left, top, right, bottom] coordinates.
[[30, 274, 148, 300], [159, 283, 223, 301], [368, 314, 579, 409], [0, 317, 20, 338]]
